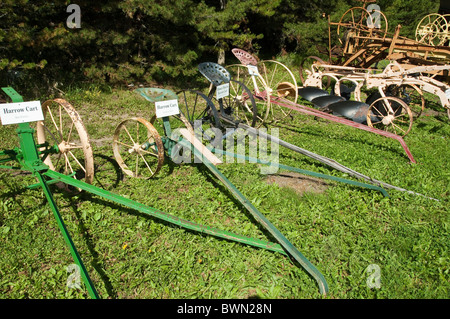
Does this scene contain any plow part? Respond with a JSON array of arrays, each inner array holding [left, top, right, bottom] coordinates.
[[199, 58, 437, 198], [270, 93, 416, 163], [198, 61, 434, 200], [235, 123, 438, 202], [229, 49, 417, 162]]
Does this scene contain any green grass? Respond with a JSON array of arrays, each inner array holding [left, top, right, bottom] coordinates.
[[0, 84, 448, 299]]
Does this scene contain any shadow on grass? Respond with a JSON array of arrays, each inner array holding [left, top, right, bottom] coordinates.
[[69, 157, 328, 298], [66, 195, 119, 299], [91, 153, 124, 191]]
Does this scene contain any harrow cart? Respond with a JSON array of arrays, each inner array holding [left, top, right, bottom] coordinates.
[[110, 84, 415, 295], [226, 49, 417, 163], [0, 86, 331, 297]]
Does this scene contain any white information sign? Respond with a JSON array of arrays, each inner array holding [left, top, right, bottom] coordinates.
[[216, 83, 230, 100], [445, 88, 450, 100], [155, 99, 180, 118], [0, 101, 44, 125], [247, 64, 259, 76]]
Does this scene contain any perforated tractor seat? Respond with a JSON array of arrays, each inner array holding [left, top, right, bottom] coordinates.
[[299, 86, 370, 124]]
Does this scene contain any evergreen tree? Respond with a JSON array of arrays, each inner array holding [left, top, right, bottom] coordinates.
[[0, 0, 442, 94]]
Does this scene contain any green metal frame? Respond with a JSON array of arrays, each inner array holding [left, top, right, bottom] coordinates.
[[0, 87, 335, 297], [0, 87, 99, 299]]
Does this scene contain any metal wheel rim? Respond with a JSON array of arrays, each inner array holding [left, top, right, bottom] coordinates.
[[225, 63, 271, 128], [337, 7, 388, 45], [386, 84, 425, 118], [366, 96, 413, 136], [257, 60, 299, 123], [112, 117, 164, 179], [36, 98, 94, 188]]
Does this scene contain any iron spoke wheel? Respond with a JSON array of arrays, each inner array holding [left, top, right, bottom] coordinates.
[[366, 96, 413, 136], [257, 60, 299, 123], [385, 84, 425, 118], [175, 89, 222, 148], [226, 63, 270, 128], [36, 99, 94, 191], [415, 13, 448, 46], [113, 118, 164, 179], [212, 79, 257, 128]]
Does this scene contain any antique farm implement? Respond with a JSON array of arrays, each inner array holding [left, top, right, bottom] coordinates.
[[226, 48, 417, 163], [302, 60, 450, 130], [194, 61, 439, 200], [109, 87, 338, 295], [195, 61, 395, 194], [0, 86, 332, 297], [319, 2, 450, 70]]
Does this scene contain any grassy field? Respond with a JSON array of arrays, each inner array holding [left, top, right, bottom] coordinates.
[[0, 79, 448, 299]]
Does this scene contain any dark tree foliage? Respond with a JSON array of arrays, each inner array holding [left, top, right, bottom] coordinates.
[[0, 0, 441, 95]]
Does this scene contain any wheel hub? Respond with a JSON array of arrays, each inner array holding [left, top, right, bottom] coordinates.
[[382, 114, 395, 125], [58, 141, 80, 153], [128, 143, 142, 154]]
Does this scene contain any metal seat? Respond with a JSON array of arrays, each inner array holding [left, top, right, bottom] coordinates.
[[134, 88, 178, 102], [198, 62, 231, 86]]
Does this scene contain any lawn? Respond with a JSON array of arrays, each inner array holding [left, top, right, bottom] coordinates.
[[0, 79, 448, 299]]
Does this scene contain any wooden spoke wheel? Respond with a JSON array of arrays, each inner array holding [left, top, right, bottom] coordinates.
[[113, 118, 164, 179], [415, 13, 448, 46], [337, 7, 388, 47], [226, 63, 271, 128], [257, 60, 299, 123], [366, 96, 413, 136], [36, 98, 94, 190]]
